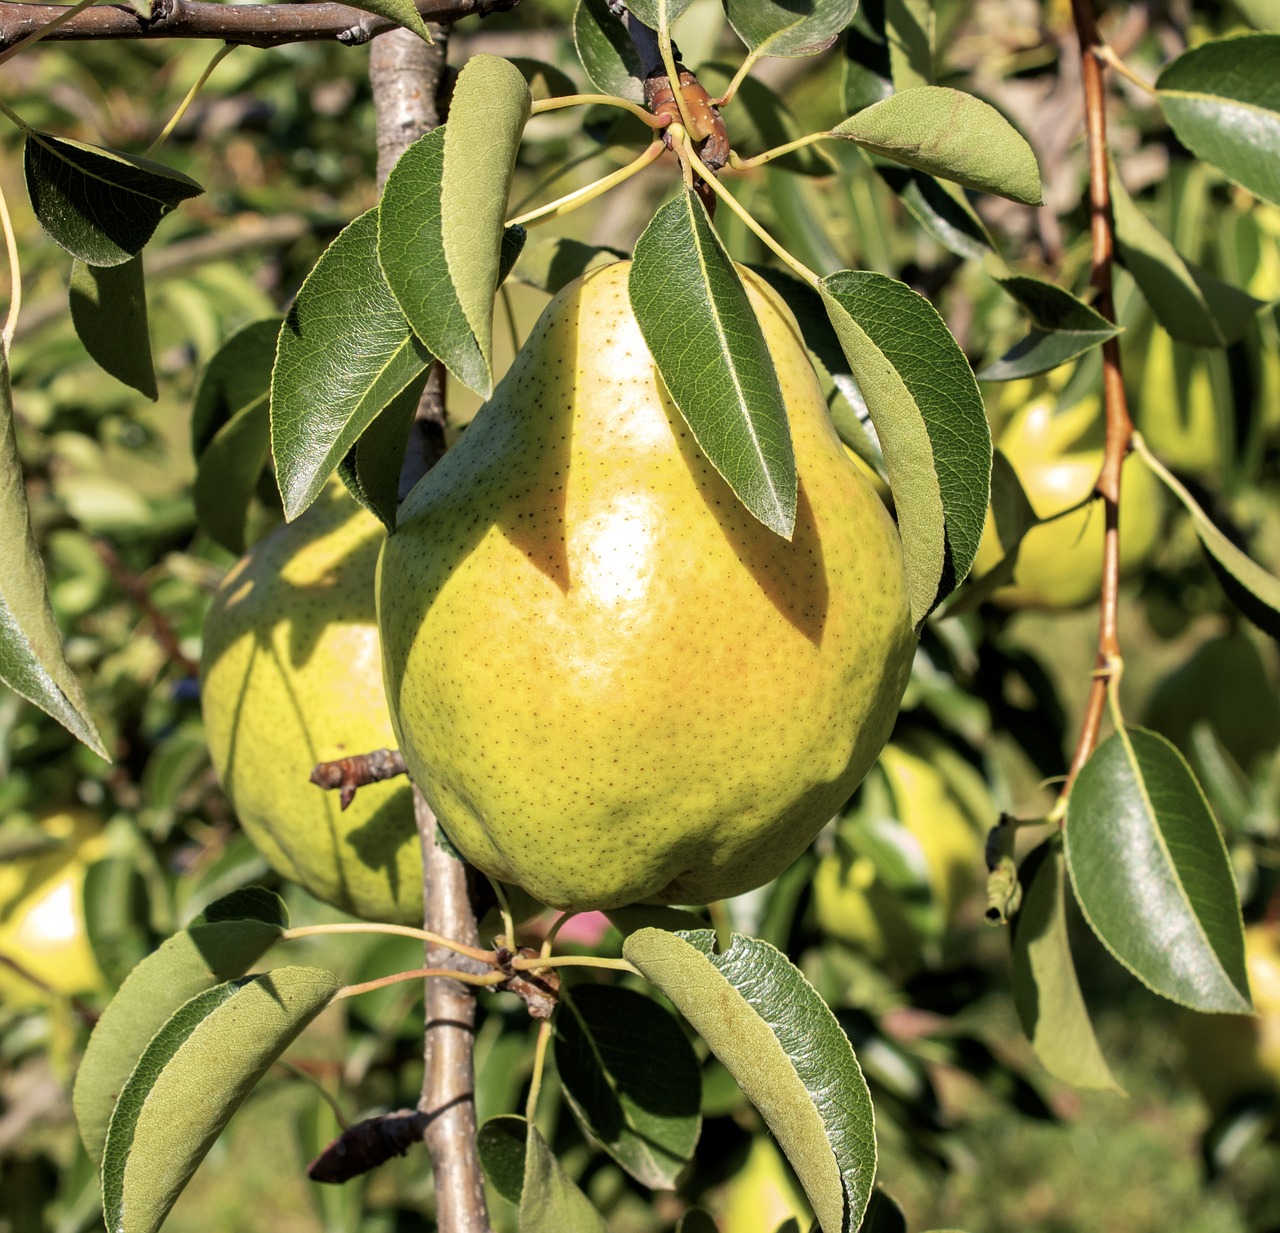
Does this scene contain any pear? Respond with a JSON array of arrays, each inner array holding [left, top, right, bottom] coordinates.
[[378, 262, 916, 912], [201, 485, 422, 924]]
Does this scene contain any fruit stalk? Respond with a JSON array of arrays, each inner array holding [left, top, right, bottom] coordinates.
[[369, 25, 492, 1233], [1060, 0, 1136, 800]]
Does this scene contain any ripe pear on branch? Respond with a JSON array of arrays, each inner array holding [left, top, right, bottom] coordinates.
[[378, 261, 916, 912]]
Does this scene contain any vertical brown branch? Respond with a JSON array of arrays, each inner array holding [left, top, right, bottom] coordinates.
[[369, 25, 492, 1233], [1061, 0, 1135, 796]]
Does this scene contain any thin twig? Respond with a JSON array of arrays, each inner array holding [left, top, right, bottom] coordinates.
[[310, 747, 407, 808], [0, 0, 520, 49], [1057, 0, 1135, 807], [95, 541, 199, 677]]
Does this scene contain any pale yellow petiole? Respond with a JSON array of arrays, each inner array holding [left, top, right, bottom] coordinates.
[[730, 131, 825, 172], [679, 135, 823, 289], [334, 966, 507, 1001], [506, 139, 666, 229], [712, 48, 763, 111], [509, 954, 638, 974], [0, 181, 22, 354], [147, 44, 236, 157], [524, 1019, 554, 1123], [529, 93, 670, 130], [282, 922, 496, 965]]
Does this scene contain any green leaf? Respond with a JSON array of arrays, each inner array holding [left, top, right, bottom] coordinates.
[[573, 0, 644, 102], [192, 318, 281, 457], [677, 1211, 719, 1233], [68, 257, 156, 399], [509, 57, 580, 101], [73, 888, 287, 1165], [271, 209, 430, 521], [555, 984, 702, 1188], [338, 369, 426, 531], [1010, 843, 1122, 1092], [1135, 438, 1280, 638], [872, 165, 993, 260], [477, 1113, 528, 1204], [1110, 168, 1262, 348], [440, 55, 532, 393], [520, 1118, 606, 1233], [624, 929, 876, 1233], [378, 127, 486, 394], [340, 0, 432, 41], [979, 274, 1120, 380], [630, 190, 797, 538], [831, 88, 1042, 205], [1156, 33, 1280, 206], [726, 0, 856, 56], [841, 6, 893, 114], [83, 854, 150, 988], [23, 132, 202, 267], [819, 270, 991, 623], [1064, 727, 1251, 1014], [0, 351, 107, 759], [101, 966, 339, 1233]]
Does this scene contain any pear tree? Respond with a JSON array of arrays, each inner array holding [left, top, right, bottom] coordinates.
[[3, 1, 1280, 1231]]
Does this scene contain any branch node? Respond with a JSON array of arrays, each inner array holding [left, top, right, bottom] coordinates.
[[310, 748, 408, 809], [494, 943, 560, 1020]]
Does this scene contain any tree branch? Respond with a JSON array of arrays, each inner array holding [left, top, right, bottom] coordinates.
[[0, 0, 517, 49], [1060, 0, 1134, 801], [368, 24, 492, 1233]]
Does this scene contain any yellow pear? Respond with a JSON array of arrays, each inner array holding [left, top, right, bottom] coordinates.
[[0, 809, 108, 1007], [971, 394, 1164, 609], [378, 262, 915, 912], [717, 1135, 813, 1233], [201, 485, 422, 924]]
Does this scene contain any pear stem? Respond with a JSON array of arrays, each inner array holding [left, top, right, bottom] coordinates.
[[1056, 0, 1136, 810], [529, 93, 670, 129], [282, 922, 497, 965], [506, 139, 666, 229]]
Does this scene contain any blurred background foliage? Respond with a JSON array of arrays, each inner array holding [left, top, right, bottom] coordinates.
[[2, 0, 1280, 1230]]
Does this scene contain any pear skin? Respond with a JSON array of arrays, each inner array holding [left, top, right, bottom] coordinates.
[[201, 486, 422, 924], [378, 262, 915, 911]]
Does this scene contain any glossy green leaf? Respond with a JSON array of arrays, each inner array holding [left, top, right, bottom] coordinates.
[[842, 4, 893, 114], [873, 165, 993, 259], [68, 257, 156, 399], [630, 190, 797, 538], [440, 54, 531, 392], [726, 0, 855, 56], [83, 855, 150, 989], [23, 132, 202, 267], [520, 1119, 606, 1233], [101, 964, 337, 1233], [340, 0, 431, 41], [1110, 168, 1262, 348], [624, 928, 876, 1233], [1156, 33, 1280, 206], [74, 888, 287, 1165], [0, 351, 107, 759], [979, 274, 1120, 380], [476, 1113, 528, 1204], [555, 984, 701, 1188], [271, 209, 430, 521], [1065, 727, 1251, 1013], [1011, 844, 1122, 1092], [573, 0, 644, 102], [831, 88, 1042, 205], [819, 270, 991, 623], [1136, 438, 1280, 638], [337, 369, 426, 531]]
